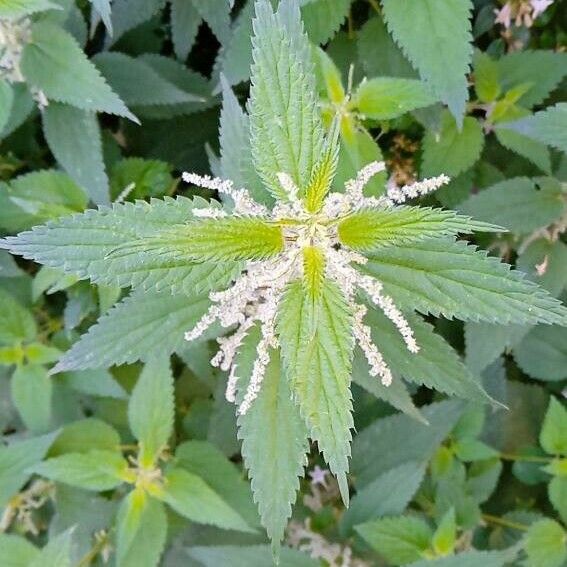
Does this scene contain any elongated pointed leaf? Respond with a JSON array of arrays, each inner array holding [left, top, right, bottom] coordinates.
[[278, 279, 354, 504], [338, 206, 502, 251], [128, 356, 174, 467], [1, 196, 240, 296], [21, 23, 135, 120], [362, 238, 567, 326], [236, 327, 309, 546], [249, 0, 324, 199]]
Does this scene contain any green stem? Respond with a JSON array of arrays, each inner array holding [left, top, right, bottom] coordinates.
[[500, 453, 552, 464], [482, 514, 528, 532]]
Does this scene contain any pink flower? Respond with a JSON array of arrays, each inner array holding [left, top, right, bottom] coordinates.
[[530, 0, 553, 18], [494, 3, 513, 28]]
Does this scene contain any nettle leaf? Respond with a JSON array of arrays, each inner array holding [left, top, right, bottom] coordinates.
[[279, 279, 354, 504], [219, 76, 267, 204], [0, 287, 36, 345], [128, 356, 173, 466], [89, 0, 113, 35], [192, 0, 232, 45], [504, 104, 567, 154], [301, 0, 351, 45], [540, 397, 567, 456], [29, 450, 128, 491], [188, 545, 319, 567], [30, 529, 74, 567], [11, 364, 52, 434], [157, 467, 254, 532], [116, 488, 167, 567], [170, 0, 200, 61], [43, 103, 110, 206], [356, 515, 433, 564], [1, 196, 240, 296], [21, 23, 134, 120], [0, 0, 59, 19], [494, 127, 552, 175], [422, 111, 484, 177], [107, 0, 165, 46], [458, 178, 565, 235], [0, 170, 88, 233], [249, 0, 324, 199], [94, 52, 201, 108], [48, 418, 121, 456], [409, 550, 513, 567], [52, 289, 210, 372], [496, 51, 567, 109], [0, 432, 57, 508], [354, 78, 437, 120], [110, 217, 284, 263], [0, 79, 13, 134], [381, 0, 473, 124], [338, 206, 501, 252], [362, 238, 567, 326], [236, 327, 309, 547]]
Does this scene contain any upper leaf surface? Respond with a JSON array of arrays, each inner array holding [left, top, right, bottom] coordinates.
[[362, 238, 567, 326], [278, 278, 354, 504], [381, 0, 473, 124], [338, 206, 502, 252], [248, 0, 324, 199], [1, 196, 241, 296]]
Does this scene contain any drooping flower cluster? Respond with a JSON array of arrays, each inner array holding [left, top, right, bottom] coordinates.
[[182, 163, 449, 415], [0, 17, 48, 107], [494, 0, 553, 30]]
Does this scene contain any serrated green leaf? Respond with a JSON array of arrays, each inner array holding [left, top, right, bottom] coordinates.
[[432, 508, 457, 555], [249, 0, 324, 199], [0, 0, 59, 19], [278, 279, 354, 504], [408, 550, 514, 567], [59, 369, 127, 399], [175, 440, 260, 528], [517, 239, 567, 298], [89, 0, 113, 35], [107, 0, 165, 45], [192, 0, 231, 45], [422, 111, 484, 177], [128, 356, 173, 467], [11, 364, 52, 434], [354, 77, 437, 120], [0, 83, 34, 139], [110, 157, 172, 201], [43, 103, 109, 206], [496, 51, 567, 109], [30, 450, 128, 491], [0, 170, 88, 233], [540, 397, 567, 456], [218, 76, 267, 204], [0, 432, 57, 508], [48, 418, 121, 456], [494, 127, 551, 174], [524, 519, 567, 567], [382, 0, 473, 123], [0, 533, 39, 567], [357, 16, 416, 79], [52, 289, 210, 372], [301, 0, 350, 45], [356, 515, 433, 564], [363, 308, 493, 404], [458, 178, 565, 234], [352, 400, 464, 486], [504, 104, 567, 154], [302, 245, 325, 300], [513, 326, 567, 382], [1, 196, 240, 295], [116, 488, 167, 567], [109, 217, 284, 263], [341, 461, 426, 534], [93, 52, 200, 108], [21, 23, 134, 120], [157, 467, 254, 532], [362, 238, 567, 326], [0, 287, 36, 345], [338, 206, 501, 252], [170, 0, 200, 60], [236, 327, 309, 546], [473, 50, 500, 103]]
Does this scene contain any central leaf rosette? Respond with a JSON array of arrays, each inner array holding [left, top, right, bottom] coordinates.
[[182, 152, 453, 417]]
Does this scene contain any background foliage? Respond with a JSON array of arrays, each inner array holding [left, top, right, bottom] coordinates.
[[1, 0, 567, 566]]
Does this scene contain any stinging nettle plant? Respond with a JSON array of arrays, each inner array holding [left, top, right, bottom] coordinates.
[[2, 0, 567, 552]]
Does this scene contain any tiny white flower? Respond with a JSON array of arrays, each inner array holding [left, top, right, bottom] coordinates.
[[183, 162, 450, 415]]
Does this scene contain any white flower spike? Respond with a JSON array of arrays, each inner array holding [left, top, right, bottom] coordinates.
[[183, 163, 450, 415]]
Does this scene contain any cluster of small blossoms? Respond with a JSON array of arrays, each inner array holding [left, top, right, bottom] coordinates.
[[0, 17, 48, 107], [182, 162, 449, 415], [494, 0, 553, 29]]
